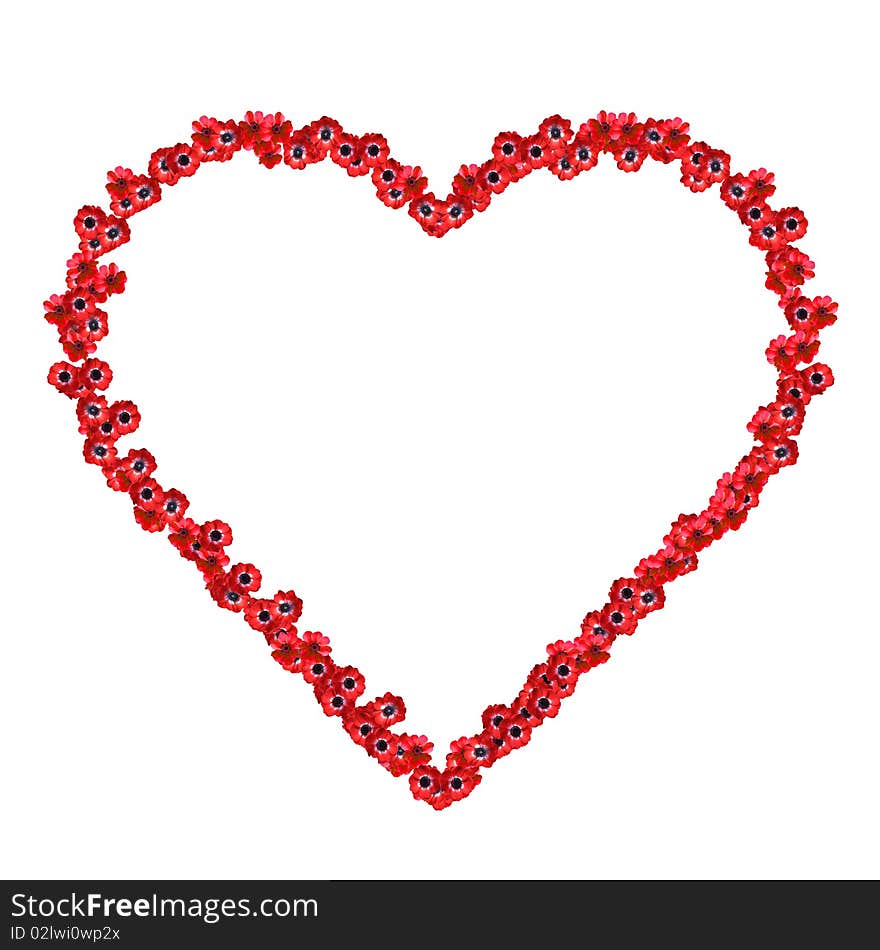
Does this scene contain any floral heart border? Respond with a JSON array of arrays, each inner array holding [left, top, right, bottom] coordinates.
[[45, 110, 837, 808]]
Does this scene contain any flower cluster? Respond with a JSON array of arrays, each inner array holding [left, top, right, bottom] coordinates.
[[45, 111, 837, 809]]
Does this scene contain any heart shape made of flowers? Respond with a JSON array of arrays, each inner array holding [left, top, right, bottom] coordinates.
[[45, 110, 838, 809]]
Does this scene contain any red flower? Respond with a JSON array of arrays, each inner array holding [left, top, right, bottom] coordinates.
[[239, 110, 275, 150], [359, 133, 389, 168], [283, 130, 315, 170], [440, 194, 473, 229], [105, 166, 136, 200], [492, 131, 523, 164], [763, 438, 799, 470], [130, 477, 164, 513], [109, 400, 140, 435], [329, 132, 360, 169], [92, 215, 130, 254], [245, 598, 280, 635], [65, 254, 99, 290], [526, 683, 563, 720], [365, 729, 396, 764], [801, 363, 834, 396], [538, 114, 573, 153], [568, 132, 599, 174], [550, 153, 579, 181], [583, 111, 623, 150], [408, 192, 439, 231], [720, 173, 750, 210], [579, 609, 611, 642], [165, 143, 200, 179], [400, 165, 428, 200], [201, 519, 233, 550], [409, 765, 443, 802], [106, 448, 157, 491], [318, 685, 352, 717], [79, 358, 112, 391], [76, 394, 109, 433], [306, 116, 343, 156], [229, 563, 262, 595], [705, 149, 730, 183], [614, 142, 647, 173], [609, 577, 640, 610], [502, 719, 532, 750], [301, 630, 332, 661], [670, 511, 717, 553], [731, 452, 771, 497], [209, 573, 247, 612], [573, 632, 612, 671], [745, 168, 776, 201], [777, 207, 807, 241], [74, 206, 106, 240], [452, 163, 482, 198], [367, 692, 406, 727], [482, 704, 510, 736], [47, 362, 81, 397], [83, 437, 117, 468], [777, 372, 813, 407], [301, 654, 333, 686], [546, 649, 580, 688], [477, 159, 512, 195], [273, 589, 303, 622], [93, 263, 126, 297], [396, 734, 433, 772], [600, 602, 638, 636], [681, 141, 710, 179], [332, 666, 365, 701], [708, 487, 749, 535], [520, 134, 551, 170], [750, 219, 785, 251], [148, 147, 180, 186], [443, 767, 480, 803], [345, 711, 378, 747]]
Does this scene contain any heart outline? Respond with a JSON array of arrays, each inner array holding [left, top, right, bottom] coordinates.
[[45, 110, 837, 808]]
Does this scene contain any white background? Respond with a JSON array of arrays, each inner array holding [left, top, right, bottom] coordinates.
[[2, 1, 877, 880]]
